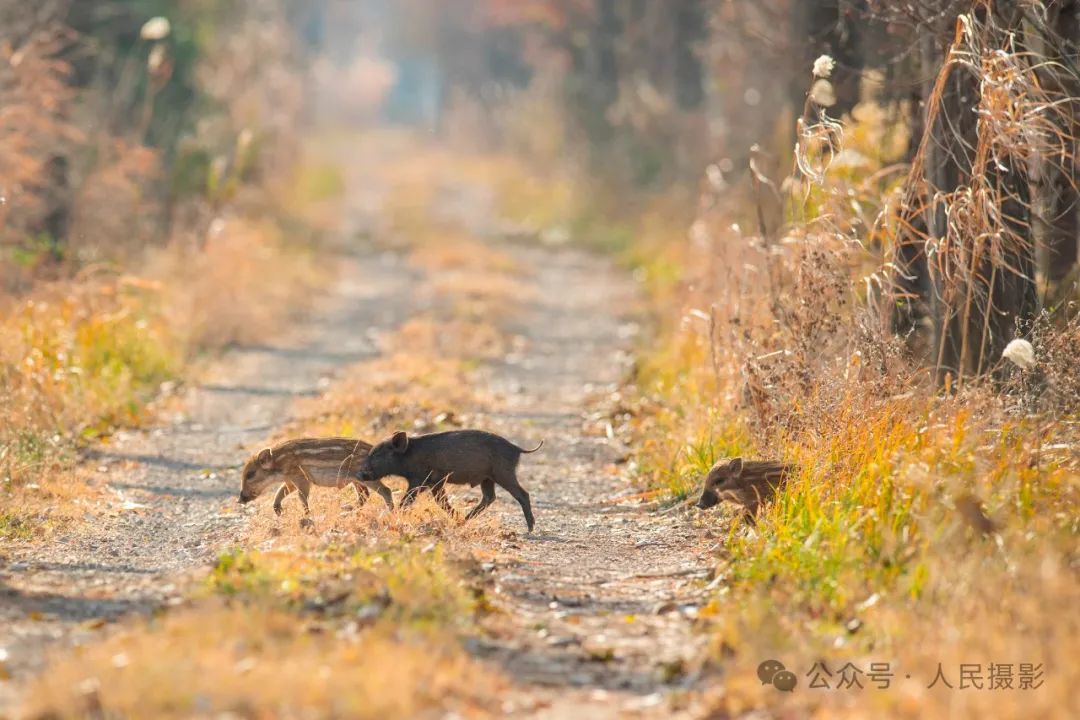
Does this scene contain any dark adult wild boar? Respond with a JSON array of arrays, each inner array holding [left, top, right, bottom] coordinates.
[[358, 429, 543, 531], [695, 458, 795, 520]]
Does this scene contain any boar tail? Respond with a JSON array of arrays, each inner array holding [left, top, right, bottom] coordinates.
[[517, 439, 544, 454]]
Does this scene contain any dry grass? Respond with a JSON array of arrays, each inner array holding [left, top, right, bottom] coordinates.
[[0, 25, 80, 275], [408, 228, 531, 322], [289, 347, 481, 438], [284, 317, 493, 442], [393, 315, 513, 364], [606, 55, 1080, 718], [147, 218, 322, 352], [23, 606, 497, 720], [0, 214, 325, 540], [21, 531, 503, 719], [408, 229, 519, 275]]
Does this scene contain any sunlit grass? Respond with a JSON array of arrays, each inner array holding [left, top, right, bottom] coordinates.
[[1, 218, 324, 540], [613, 100, 1080, 718], [23, 605, 498, 719], [204, 543, 476, 630], [0, 510, 34, 541]]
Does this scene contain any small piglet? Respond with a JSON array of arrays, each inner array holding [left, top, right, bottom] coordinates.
[[238, 437, 394, 516], [358, 429, 543, 531], [695, 458, 795, 520]]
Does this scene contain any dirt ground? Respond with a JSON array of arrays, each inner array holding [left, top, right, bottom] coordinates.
[[0, 159, 715, 719], [466, 240, 713, 718]]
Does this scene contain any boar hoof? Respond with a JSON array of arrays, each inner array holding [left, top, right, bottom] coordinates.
[[299, 517, 315, 531]]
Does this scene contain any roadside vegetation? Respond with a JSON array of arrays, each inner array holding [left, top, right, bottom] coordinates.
[[0, 4, 336, 540]]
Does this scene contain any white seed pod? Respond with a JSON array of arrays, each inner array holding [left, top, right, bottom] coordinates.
[[140, 17, 171, 41], [812, 54, 835, 79], [809, 79, 837, 107], [1002, 338, 1036, 369]]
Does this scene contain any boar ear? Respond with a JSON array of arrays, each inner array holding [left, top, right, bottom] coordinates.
[[257, 447, 274, 470], [390, 431, 409, 454], [728, 457, 744, 478]]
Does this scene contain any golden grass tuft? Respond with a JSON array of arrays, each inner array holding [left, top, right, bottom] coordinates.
[[386, 315, 512, 365], [148, 217, 321, 352], [242, 477, 505, 555], [287, 344, 482, 441], [408, 230, 519, 276], [22, 588, 499, 719]]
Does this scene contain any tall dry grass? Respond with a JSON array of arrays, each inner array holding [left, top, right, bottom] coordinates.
[[885, 3, 1077, 382], [619, 11, 1079, 717], [0, 24, 80, 285]]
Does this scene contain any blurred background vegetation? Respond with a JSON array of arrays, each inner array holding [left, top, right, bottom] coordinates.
[[2, 3, 1077, 717], [4, 1, 1077, 299]]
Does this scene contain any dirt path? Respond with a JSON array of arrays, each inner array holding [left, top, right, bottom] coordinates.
[[0, 249, 420, 709], [1, 158, 712, 718], [459, 239, 710, 718]]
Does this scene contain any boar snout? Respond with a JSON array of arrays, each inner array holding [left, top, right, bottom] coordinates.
[[238, 492, 254, 504], [696, 489, 719, 510]]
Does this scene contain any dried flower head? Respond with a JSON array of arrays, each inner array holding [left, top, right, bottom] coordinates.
[[809, 79, 837, 107], [812, 54, 835, 79], [140, 17, 171, 41], [1002, 338, 1036, 369]]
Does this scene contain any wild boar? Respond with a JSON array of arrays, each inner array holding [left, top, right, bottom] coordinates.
[[358, 429, 543, 531], [695, 458, 794, 520], [238, 437, 394, 515]]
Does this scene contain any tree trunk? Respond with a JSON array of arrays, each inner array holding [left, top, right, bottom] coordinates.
[[921, 1, 1038, 382], [1040, 0, 1079, 284], [673, 0, 705, 111]]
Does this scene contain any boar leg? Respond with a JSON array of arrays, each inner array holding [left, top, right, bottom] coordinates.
[[400, 485, 422, 509], [366, 481, 395, 511], [294, 467, 314, 515], [430, 482, 457, 518], [295, 487, 313, 515], [500, 475, 535, 532], [401, 471, 438, 510], [272, 481, 296, 516], [464, 478, 496, 521], [358, 481, 397, 509], [350, 480, 372, 507]]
